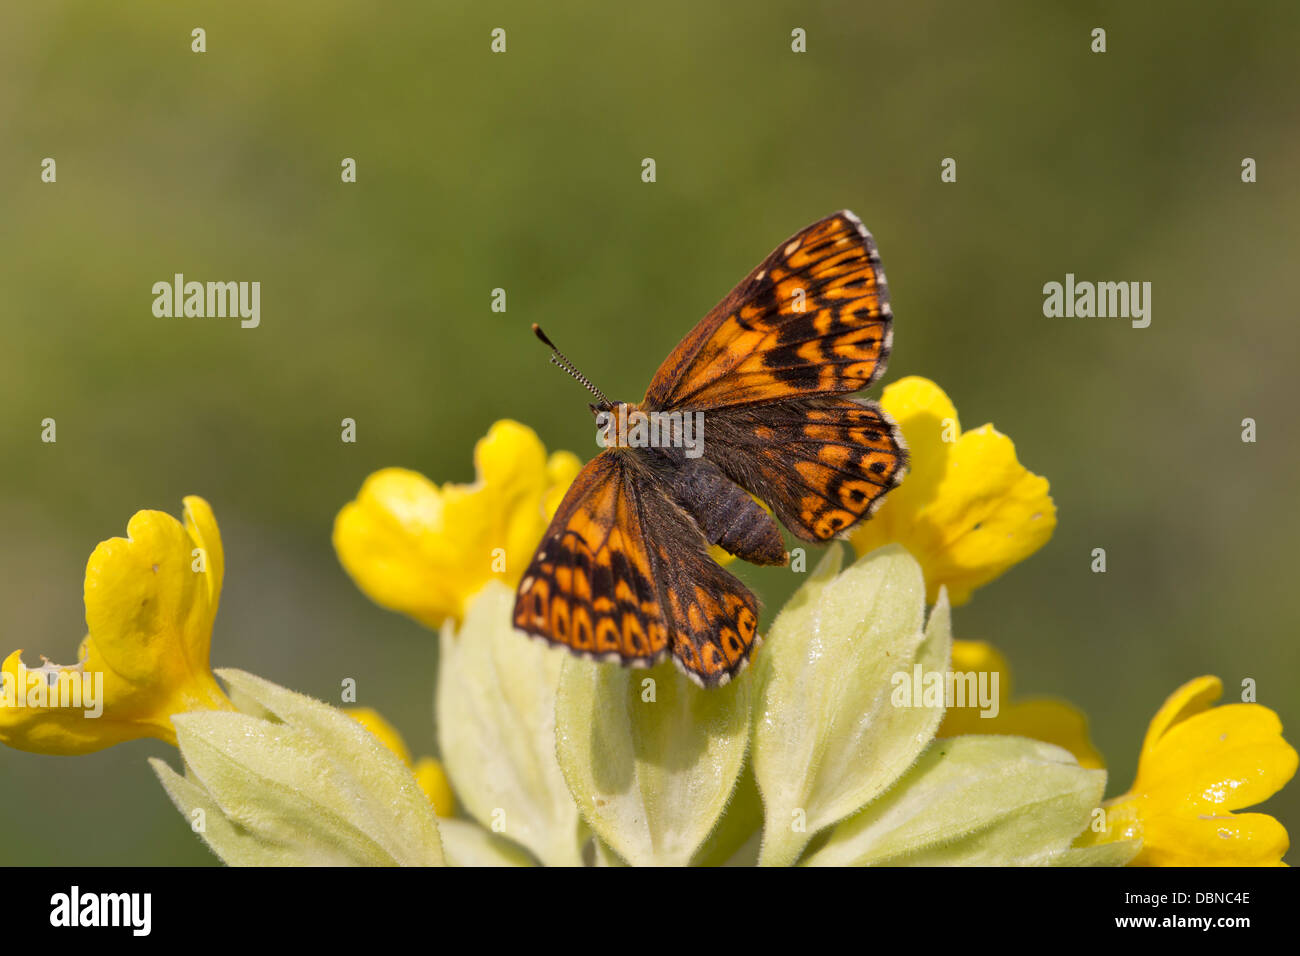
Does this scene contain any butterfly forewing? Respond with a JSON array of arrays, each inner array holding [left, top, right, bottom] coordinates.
[[643, 211, 892, 412]]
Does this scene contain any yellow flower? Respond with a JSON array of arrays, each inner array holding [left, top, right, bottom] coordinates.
[[333, 420, 582, 629], [850, 377, 1056, 605], [346, 707, 456, 817], [1079, 676, 1297, 866], [937, 639, 1103, 769], [0, 496, 233, 755]]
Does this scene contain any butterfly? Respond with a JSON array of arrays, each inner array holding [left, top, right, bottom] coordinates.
[[513, 211, 907, 687]]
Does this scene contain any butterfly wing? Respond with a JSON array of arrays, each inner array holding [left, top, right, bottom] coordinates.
[[642, 210, 892, 412], [704, 396, 907, 542], [513, 450, 761, 686]]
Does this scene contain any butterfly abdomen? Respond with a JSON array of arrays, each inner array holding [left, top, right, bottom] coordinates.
[[647, 452, 786, 567]]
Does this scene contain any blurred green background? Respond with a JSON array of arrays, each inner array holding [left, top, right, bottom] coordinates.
[[2, 0, 1296, 865]]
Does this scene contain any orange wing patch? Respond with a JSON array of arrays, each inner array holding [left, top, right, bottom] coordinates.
[[705, 397, 908, 542], [514, 453, 669, 666], [512, 451, 761, 685], [643, 211, 892, 412]]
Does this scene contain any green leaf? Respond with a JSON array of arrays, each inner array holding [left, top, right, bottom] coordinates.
[[436, 581, 585, 866], [805, 735, 1106, 866], [555, 656, 751, 867], [159, 669, 443, 866], [437, 818, 536, 866], [752, 544, 949, 866]]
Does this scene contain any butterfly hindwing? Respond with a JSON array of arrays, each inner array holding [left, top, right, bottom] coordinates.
[[633, 468, 762, 685], [643, 211, 892, 412], [512, 450, 761, 686], [703, 396, 907, 542]]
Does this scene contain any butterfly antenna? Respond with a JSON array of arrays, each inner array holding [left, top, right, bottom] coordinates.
[[532, 324, 611, 407]]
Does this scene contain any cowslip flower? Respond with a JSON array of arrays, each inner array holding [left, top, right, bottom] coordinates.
[[937, 639, 1104, 770], [329, 421, 1106, 867], [347, 707, 456, 817], [327, 417, 1269, 868], [1078, 676, 1297, 866], [1, 497, 451, 866], [0, 496, 232, 754], [850, 376, 1056, 605], [333, 420, 581, 628]]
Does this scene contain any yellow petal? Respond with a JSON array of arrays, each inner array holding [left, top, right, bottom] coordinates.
[[0, 497, 231, 755], [850, 377, 957, 550], [937, 640, 1103, 769], [413, 757, 457, 818], [1083, 675, 1298, 866], [1137, 703, 1298, 814], [1140, 674, 1222, 758], [948, 639, 1012, 694], [333, 469, 463, 629], [877, 375, 959, 503], [851, 378, 1056, 605], [346, 707, 413, 766], [333, 421, 579, 629], [1134, 809, 1290, 867]]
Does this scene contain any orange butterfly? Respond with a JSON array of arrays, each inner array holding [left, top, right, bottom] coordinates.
[[513, 211, 907, 686]]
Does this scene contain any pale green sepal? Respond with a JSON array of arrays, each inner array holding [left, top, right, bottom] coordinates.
[[437, 581, 585, 866], [555, 656, 751, 867], [1049, 840, 1143, 867], [150, 758, 322, 865], [753, 545, 947, 866], [691, 760, 763, 867], [438, 818, 536, 866], [215, 668, 444, 864], [593, 839, 629, 867], [805, 735, 1105, 866], [166, 670, 443, 865]]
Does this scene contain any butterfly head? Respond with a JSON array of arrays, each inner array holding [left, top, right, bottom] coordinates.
[[592, 401, 643, 449]]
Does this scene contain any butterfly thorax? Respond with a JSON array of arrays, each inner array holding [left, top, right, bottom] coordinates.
[[594, 401, 703, 456]]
